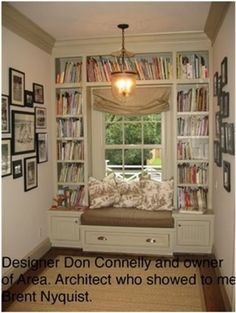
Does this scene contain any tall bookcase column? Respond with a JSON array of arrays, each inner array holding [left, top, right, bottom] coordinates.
[[54, 56, 88, 208], [175, 51, 211, 213]]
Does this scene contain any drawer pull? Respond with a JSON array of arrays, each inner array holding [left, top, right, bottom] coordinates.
[[97, 236, 107, 241], [146, 238, 156, 243], [74, 220, 79, 224]]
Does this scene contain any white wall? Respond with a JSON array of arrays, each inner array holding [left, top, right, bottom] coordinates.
[[212, 3, 235, 306], [2, 27, 53, 269]]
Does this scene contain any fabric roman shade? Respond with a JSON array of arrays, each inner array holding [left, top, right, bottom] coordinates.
[[93, 86, 171, 116]]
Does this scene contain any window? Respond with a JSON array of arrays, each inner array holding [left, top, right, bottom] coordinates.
[[104, 113, 163, 181]]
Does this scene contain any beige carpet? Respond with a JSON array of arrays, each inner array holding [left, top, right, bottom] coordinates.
[[6, 255, 205, 312]]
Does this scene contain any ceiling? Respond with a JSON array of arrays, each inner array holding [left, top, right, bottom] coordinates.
[[10, 2, 211, 41]]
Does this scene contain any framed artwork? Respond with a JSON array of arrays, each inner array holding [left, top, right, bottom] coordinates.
[[217, 75, 222, 96], [220, 123, 226, 153], [221, 92, 229, 118], [226, 123, 235, 155], [215, 111, 221, 138], [24, 90, 34, 107], [214, 140, 221, 167], [9, 68, 25, 106], [35, 107, 47, 129], [33, 83, 44, 104], [223, 161, 230, 192], [2, 139, 12, 177], [12, 110, 35, 155], [221, 57, 228, 87], [24, 156, 38, 191], [12, 159, 23, 179], [2, 94, 10, 133], [37, 133, 48, 163], [213, 71, 218, 96]]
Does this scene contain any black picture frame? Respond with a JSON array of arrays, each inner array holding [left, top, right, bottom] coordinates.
[[2, 94, 10, 133], [24, 156, 38, 192], [2, 138, 12, 177], [220, 92, 229, 118], [217, 75, 222, 96], [215, 111, 221, 138], [223, 160, 230, 192], [12, 159, 23, 179], [12, 110, 35, 155], [213, 71, 218, 96], [24, 90, 34, 107], [221, 57, 228, 87], [9, 68, 25, 106], [220, 123, 226, 153], [37, 133, 48, 163], [33, 83, 44, 104], [214, 140, 221, 167], [226, 123, 235, 155], [35, 107, 47, 129]]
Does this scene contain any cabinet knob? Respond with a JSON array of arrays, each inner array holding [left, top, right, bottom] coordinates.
[[146, 238, 156, 243], [74, 220, 78, 224], [97, 236, 107, 241], [178, 224, 181, 227]]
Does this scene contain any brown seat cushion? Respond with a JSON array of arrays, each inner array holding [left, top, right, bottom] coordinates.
[[81, 207, 174, 228]]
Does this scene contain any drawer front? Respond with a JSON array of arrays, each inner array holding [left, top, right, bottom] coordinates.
[[84, 230, 171, 249]]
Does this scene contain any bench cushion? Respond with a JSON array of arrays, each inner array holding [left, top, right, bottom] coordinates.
[[81, 207, 174, 228]]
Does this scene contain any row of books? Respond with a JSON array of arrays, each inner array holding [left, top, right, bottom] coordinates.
[[57, 119, 83, 138], [176, 53, 208, 79], [58, 186, 86, 208], [56, 61, 82, 84], [177, 187, 208, 211], [56, 91, 82, 115], [57, 141, 84, 161], [177, 163, 208, 185], [58, 164, 84, 183], [87, 56, 172, 82], [177, 141, 209, 160], [177, 116, 209, 136], [177, 87, 209, 112]]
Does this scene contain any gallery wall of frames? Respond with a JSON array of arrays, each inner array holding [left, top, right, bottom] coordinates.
[[213, 56, 234, 193], [2, 67, 48, 192]]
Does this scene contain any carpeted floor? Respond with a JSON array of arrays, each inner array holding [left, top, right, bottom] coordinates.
[[4, 255, 206, 312]]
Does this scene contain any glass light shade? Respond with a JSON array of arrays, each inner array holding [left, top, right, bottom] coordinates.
[[111, 71, 136, 101]]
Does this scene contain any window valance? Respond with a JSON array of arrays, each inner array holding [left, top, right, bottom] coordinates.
[[93, 86, 171, 116]]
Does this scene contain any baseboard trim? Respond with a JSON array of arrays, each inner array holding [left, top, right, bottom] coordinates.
[[2, 238, 51, 291]]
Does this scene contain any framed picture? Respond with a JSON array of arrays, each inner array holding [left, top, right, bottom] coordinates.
[[12, 110, 35, 155], [214, 140, 221, 167], [9, 68, 25, 106], [24, 156, 38, 191], [215, 111, 221, 138], [221, 57, 228, 87], [220, 123, 226, 153], [2, 139, 12, 177], [213, 71, 218, 96], [35, 107, 47, 129], [37, 133, 48, 163], [12, 159, 23, 179], [220, 92, 229, 118], [226, 123, 235, 155], [217, 75, 222, 96], [223, 161, 230, 192], [33, 83, 44, 104], [24, 90, 34, 107], [2, 94, 10, 133]]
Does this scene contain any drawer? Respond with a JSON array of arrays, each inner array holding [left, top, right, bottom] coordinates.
[[83, 227, 172, 249]]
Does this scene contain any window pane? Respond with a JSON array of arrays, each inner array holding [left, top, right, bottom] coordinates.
[[144, 148, 162, 181], [105, 113, 123, 122], [144, 122, 161, 144], [105, 123, 123, 144], [124, 116, 141, 121], [143, 113, 161, 122], [105, 149, 122, 177], [124, 123, 142, 144], [124, 149, 142, 180]]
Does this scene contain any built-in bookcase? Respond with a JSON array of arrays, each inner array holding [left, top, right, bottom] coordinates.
[[176, 50, 210, 214]]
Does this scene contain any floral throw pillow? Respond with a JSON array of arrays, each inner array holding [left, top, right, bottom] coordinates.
[[114, 180, 142, 208], [88, 174, 120, 209]]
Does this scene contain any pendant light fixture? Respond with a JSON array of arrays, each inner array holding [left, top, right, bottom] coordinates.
[[111, 24, 137, 101]]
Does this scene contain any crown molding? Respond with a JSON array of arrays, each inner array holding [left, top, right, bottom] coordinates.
[[2, 3, 55, 54], [204, 2, 231, 45]]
